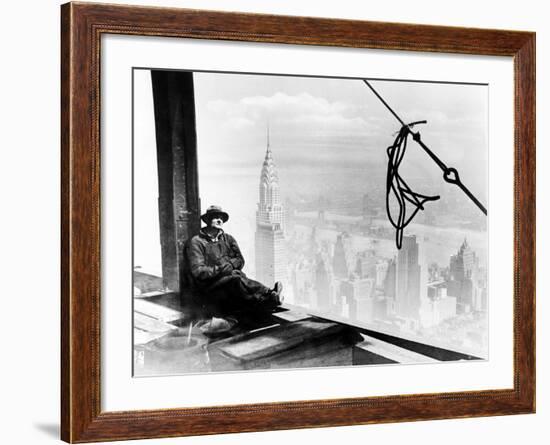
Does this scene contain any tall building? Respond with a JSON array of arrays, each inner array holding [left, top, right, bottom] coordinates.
[[291, 258, 314, 306], [314, 253, 333, 311], [450, 238, 477, 281], [309, 226, 319, 258], [375, 260, 390, 289], [419, 293, 457, 328], [333, 233, 352, 279], [355, 249, 377, 279], [255, 128, 287, 286], [339, 276, 376, 321], [447, 238, 479, 314], [384, 258, 397, 300], [395, 235, 423, 320]]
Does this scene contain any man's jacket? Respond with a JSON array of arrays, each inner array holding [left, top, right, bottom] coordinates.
[[185, 229, 245, 291]]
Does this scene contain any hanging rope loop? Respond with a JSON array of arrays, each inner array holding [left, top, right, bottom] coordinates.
[[386, 123, 440, 249], [362, 78, 487, 249]]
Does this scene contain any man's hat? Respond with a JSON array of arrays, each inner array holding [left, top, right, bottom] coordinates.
[[201, 205, 229, 223]]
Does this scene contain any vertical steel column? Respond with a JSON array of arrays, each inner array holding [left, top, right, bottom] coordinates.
[[151, 70, 200, 292]]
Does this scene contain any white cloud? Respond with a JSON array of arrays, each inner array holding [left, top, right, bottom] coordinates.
[[223, 116, 255, 130], [205, 92, 379, 136]]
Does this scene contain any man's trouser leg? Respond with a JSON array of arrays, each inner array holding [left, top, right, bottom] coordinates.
[[224, 273, 277, 313]]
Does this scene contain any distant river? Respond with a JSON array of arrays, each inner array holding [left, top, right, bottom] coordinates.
[[293, 212, 487, 268]]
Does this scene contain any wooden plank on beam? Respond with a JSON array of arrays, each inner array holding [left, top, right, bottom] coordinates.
[[134, 312, 178, 334], [134, 299, 185, 322], [134, 328, 172, 346]]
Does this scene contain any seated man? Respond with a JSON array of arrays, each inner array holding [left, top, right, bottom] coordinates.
[[186, 205, 283, 319]]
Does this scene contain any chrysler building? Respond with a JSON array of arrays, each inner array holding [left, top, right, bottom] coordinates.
[[255, 128, 287, 286]]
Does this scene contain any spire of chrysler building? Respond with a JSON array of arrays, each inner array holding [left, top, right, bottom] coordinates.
[[255, 124, 286, 285], [259, 124, 281, 210]]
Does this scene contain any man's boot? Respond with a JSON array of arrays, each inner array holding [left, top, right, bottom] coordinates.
[[271, 281, 284, 306]]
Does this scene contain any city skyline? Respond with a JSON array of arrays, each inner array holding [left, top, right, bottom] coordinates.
[[246, 124, 488, 356]]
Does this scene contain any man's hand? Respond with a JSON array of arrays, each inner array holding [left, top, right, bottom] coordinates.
[[218, 262, 233, 276]]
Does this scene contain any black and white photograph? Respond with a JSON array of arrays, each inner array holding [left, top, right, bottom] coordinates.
[[133, 69, 489, 376]]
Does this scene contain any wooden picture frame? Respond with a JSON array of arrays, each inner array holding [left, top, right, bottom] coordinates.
[[61, 2, 535, 442]]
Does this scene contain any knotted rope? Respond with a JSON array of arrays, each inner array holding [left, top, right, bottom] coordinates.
[[386, 124, 440, 249], [362, 79, 487, 249]]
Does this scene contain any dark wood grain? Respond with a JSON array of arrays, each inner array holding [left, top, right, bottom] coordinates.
[[61, 2, 536, 442]]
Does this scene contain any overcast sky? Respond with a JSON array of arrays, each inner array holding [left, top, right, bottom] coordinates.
[[193, 72, 488, 193]]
